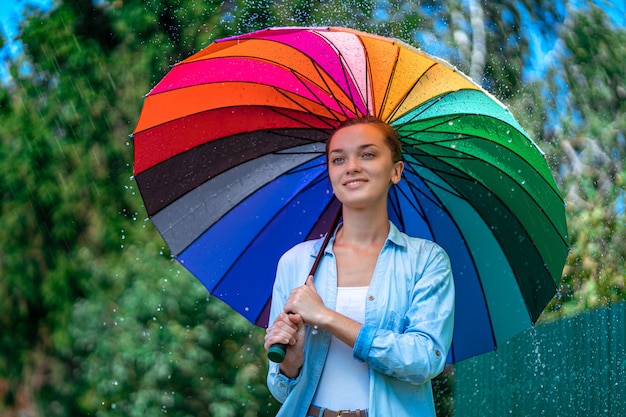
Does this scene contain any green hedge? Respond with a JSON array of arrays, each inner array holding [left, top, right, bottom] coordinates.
[[455, 303, 626, 416]]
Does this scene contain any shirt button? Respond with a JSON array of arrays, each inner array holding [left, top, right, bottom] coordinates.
[[368, 295, 375, 301], [435, 350, 441, 356]]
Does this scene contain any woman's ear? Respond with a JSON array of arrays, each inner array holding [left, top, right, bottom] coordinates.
[[391, 161, 404, 184]]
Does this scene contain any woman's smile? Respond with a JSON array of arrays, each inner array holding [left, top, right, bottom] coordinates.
[[343, 178, 368, 187]]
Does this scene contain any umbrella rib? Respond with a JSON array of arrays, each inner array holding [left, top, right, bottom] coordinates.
[[396, 168, 500, 354], [405, 143, 567, 247], [266, 106, 337, 132], [309, 61, 358, 118], [243, 29, 359, 117], [393, 90, 451, 126], [282, 57, 355, 120], [385, 62, 440, 122], [281, 160, 327, 176], [270, 86, 343, 125], [254, 192, 340, 326], [376, 44, 402, 120], [388, 180, 435, 234], [406, 151, 562, 295], [317, 32, 366, 117], [403, 126, 567, 225], [361, 34, 373, 115], [168, 52, 356, 122], [398, 111, 566, 220], [393, 167, 500, 354], [400, 114, 467, 140], [208, 168, 331, 297]]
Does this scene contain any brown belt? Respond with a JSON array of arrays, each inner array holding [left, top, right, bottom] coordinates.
[[307, 405, 367, 417]]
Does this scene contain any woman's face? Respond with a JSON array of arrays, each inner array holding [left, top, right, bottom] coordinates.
[[327, 123, 404, 210]]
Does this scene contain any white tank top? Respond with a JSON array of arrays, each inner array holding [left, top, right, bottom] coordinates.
[[312, 286, 370, 410]]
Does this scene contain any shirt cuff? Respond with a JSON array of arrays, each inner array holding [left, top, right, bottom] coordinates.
[[277, 369, 301, 385], [353, 324, 376, 362]]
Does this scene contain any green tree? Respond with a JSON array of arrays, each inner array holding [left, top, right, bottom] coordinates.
[[1, 0, 279, 415], [4, 1, 623, 416], [543, 4, 626, 317]]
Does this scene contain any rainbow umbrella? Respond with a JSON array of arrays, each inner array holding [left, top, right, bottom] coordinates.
[[132, 27, 568, 363]]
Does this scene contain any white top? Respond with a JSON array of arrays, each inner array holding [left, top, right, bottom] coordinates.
[[312, 286, 370, 410]]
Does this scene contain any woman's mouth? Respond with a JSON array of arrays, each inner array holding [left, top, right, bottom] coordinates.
[[344, 179, 367, 187]]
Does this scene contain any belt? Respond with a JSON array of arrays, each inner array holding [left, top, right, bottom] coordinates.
[[307, 405, 367, 417]]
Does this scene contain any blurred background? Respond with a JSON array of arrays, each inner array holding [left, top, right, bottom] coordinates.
[[1, 1, 624, 416]]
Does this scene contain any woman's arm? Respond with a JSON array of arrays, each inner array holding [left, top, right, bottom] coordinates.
[[265, 245, 312, 402], [353, 245, 455, 385]]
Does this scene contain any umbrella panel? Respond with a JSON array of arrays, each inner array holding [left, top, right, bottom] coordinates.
[[178, 156, 332, 326]]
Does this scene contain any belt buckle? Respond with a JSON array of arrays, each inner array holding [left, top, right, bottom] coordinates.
[[336, 410, 350, 417]]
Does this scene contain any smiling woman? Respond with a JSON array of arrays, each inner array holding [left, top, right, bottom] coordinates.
[[264, 117, 455, 417]]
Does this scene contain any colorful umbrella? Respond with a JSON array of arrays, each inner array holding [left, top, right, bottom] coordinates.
[[132, 27, 568, 363]]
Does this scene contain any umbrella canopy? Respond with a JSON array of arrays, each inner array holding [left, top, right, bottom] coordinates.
[[132, 27, 568, 363]]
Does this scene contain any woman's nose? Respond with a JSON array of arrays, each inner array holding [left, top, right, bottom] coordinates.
[[345, 157, 361, 173]]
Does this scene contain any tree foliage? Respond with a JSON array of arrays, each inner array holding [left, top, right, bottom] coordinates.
[[0, 0, 624, 416], [543, 4, 626, 317], [1, 1, 279, 415]]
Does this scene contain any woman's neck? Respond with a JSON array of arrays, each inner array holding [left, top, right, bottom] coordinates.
[[337, 208, 390, 246]]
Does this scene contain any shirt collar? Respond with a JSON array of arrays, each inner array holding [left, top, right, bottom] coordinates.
[[310, 220, 407, 259]]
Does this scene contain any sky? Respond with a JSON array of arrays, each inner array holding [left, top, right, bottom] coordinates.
[[0, 0, 51, 81]]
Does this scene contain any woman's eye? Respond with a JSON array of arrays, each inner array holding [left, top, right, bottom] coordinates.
[[362, 152, 374, 159], [332, 157, 345, 164]]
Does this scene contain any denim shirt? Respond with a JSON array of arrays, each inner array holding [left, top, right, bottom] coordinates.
[[267, 221, 455, 417]]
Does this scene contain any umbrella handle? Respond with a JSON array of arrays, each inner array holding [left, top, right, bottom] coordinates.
[[268, 204, 342, 363], [267, 342, 289, 363]]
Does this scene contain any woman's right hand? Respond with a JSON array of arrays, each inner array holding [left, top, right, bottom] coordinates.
[[264, 312, 306, 378]]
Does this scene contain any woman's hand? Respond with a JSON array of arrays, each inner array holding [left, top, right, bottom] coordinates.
[[287, 276, 363, 349], [284, 275, 330, 327], [264, 312, 306, 378]]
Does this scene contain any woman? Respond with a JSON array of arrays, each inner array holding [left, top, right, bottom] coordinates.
[[264, 117, 455, 417]]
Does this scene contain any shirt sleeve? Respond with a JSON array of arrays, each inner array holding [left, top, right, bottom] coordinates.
[[266, 247, 303, 402], [353, 242, 455, 385]]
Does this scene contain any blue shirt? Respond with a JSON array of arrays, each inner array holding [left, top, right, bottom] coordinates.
[[267, 221, 455, 417]]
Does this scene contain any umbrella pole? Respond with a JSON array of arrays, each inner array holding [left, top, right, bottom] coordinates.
[[267, 202, 342, 363], [307, 202, 342, 279]]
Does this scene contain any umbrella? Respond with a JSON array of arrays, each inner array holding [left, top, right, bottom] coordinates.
[[132, 27, 568, 363]]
